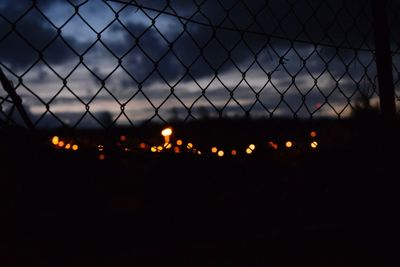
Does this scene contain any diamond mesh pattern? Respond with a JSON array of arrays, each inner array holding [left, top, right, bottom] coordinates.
[[0, 0, 398, 129]]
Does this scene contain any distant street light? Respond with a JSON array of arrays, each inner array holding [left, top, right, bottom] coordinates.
[[311, 141, 318, 149], [161, 127, 173, 148]]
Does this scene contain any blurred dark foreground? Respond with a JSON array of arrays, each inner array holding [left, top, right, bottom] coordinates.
[[1, 118, 399, 267]]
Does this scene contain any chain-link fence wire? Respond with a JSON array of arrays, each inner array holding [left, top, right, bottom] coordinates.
[[0, 0, 399, 130]]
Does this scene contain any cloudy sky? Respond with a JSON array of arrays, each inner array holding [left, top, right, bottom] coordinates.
[[0, 0, 399, 128]]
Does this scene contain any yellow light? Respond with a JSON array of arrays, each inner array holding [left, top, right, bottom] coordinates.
[[72, 144, 79, 151], [139, 142, 146, 149], [157, 146, 163, 152], [164, 143, 172, 149], [151, 146, 157, 152], [211, 147, 218, 153], [99, 154, 106, 160], [98, 145, 104, 151], [217, 150, 224, 157], [285, 141, 293, 148], [51, 136, 59, 145], [310, 131, 317, 138], [58, 141, 65, 147], [311, 141, 318, 149], [161, 127, 173, 137], [249, 144, 255, 150], [176, 139, 183, 146], [120, 135, 127, 141], [187, 143, 193, 149], [231, 150, 237, 156], [246, 148, 253, 154], [65, 144, 71, 150]]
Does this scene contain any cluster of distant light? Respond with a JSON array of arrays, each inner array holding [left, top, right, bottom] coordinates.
[[145, 127, 319, 158], [50, 128, 319, 160], [51, 136, 79, 151]]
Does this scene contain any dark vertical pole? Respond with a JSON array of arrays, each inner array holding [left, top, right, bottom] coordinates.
[[372, 0, 396, 121]]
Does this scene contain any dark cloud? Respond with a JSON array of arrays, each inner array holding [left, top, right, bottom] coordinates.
[[103, 0, 382, 90], [0, 0, 90, 71]]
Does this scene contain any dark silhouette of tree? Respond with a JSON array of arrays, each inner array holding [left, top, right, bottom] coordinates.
[[98, 111, 113, 127]]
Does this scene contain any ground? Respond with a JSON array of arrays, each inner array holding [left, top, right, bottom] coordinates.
[[1, 118, 399, 266]]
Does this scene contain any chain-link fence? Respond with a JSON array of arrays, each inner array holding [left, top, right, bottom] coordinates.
[[0, 0, 399, 130]]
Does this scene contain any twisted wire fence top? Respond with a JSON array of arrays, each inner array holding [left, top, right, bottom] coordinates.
[[0, 0, 399, 130]]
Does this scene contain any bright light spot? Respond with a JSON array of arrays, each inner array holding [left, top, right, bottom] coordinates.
[[161, 127, 173, 137], [124, 148, 130, 152], [197, 151, 202, 155], [65, 144, 71, 150], [285, 141, 293, 148], [176, 139, 183, 146], [187, 143, 193, 149], [139, 142, 146, 149], [151, 146, 157, 152], [246, 148, 253, 154], [174, 147, 180, 153], [51, 136, 59, 145], [98, 145, 104, 151], [72, 144, 79, 151], [311, 141, 318, 149], [217, 150, 224, 157], [310, 131, 317, 138], [211, 147, 218, 153], [157, 146, 163, 152], [231, 150, 237, 156], [120, 135, 127, 141], [58, 141, 65, 147], [99, 154, 106, 160], [249, 144, 255, 150], [164, 143, 172, 149]]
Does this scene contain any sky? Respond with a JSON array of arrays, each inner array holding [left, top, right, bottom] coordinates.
[[0, 0, 399, 128]]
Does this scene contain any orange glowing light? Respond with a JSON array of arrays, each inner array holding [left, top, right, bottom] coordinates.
[[99, 154, 106, 160], [120, 135, 127, 141], [72, 144, 78, 151], [231, 150, 237, 156], [157, 146, 163, 151], [187, 143, 193, 149], [174, 146, 180, 153], [246, 148, 253, 154], [268, 141, 278, 150], [285, 141, 293, 148], [139, 142, 146, 149], [51, 136, 59, 145], [58, 141, 65, 147], [164, 143, 172, 149], [310, 131, 317, 138], [217, 150, 224, 157], [161, 127, 173, 137], [65, 144, 71, 150], [311, 141, 318, 149], [211, 147, 218, 153], [176, 139, 183, 146]]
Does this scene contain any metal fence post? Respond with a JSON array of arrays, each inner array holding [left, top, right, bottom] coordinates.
[[372, 0, 396, 121]]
